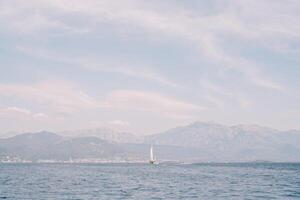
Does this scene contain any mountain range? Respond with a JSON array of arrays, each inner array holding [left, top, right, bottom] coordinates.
[[1, 121, 300, 163]]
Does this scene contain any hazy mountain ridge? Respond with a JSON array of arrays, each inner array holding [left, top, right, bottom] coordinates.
[[145, 122, 300, 162], [145, 122, 293, 147], [60, 128, 141, 143], [0, 131, 143, 162], [1, 122, 300, 162]]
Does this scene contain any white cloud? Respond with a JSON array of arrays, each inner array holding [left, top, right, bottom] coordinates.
[[3, 0, 299, 51], [16, 45, 178, 88], [42, 0, 287, 91], [102, 90, 205, 119], [0, 106, 49, 119], [87, 120, 131, 132], [0, 81, 98, 114], [0, 81, 202, 120], [33, 113, 48, 118], [0, 0, 298, 132], [5, 106, 31, 115], [0, 0, 90, 34], [7, 1, 289, 91], [107, 120, 130, 127]]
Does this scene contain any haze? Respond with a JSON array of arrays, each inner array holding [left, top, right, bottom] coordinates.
[[0, 0, 300, 135]]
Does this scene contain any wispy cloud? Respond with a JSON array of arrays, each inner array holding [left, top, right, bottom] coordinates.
[[88, 120, 131, 131], [84, 63, 179, 88], [107, 120, 130, 127], [9, 1, 289, 91], [16, 45, 179, 88], [102, 90, 205, 119], [0, 81, 203, 120], [5, 107, 31, 115], [0, 106, 48, 119], [199, 80, 254, 109], [0, 81, 98, 114], [0, 0, 299, 132]]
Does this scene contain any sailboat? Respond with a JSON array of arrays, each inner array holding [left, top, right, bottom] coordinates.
[[149, 145, 158, 164]]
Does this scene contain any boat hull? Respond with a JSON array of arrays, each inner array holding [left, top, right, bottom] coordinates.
[[149, 160, 155, 164]]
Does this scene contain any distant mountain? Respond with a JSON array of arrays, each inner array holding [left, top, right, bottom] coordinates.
[[145, 122, 282, 148], [144, 121, 300, 162], [60, 128, 141, 143], [0, 131, 142, 162], [1, 122, 300, 162], [0, 131, 207, 162]]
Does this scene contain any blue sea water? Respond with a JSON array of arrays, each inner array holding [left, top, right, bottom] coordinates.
[[0, 163, 300, 199]]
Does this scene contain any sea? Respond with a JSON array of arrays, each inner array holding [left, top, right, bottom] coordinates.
[[0, 163, 300, 199]]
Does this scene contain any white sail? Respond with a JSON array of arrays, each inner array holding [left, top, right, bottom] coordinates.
[[150, 145, 154, 161]]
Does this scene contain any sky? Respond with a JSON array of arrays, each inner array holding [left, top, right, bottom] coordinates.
[[0, 0, 300, 135]]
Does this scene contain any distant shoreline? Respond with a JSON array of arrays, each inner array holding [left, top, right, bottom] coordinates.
[[1, 161, 300, 165]]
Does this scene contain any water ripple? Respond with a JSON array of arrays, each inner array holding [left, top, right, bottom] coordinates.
[[0, 163, 300, 199]]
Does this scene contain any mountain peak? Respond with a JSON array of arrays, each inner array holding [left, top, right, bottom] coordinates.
[[10, 131, 62, 142]]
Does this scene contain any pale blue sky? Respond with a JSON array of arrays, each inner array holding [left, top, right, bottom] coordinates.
[[0, 0, 299, 134]]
